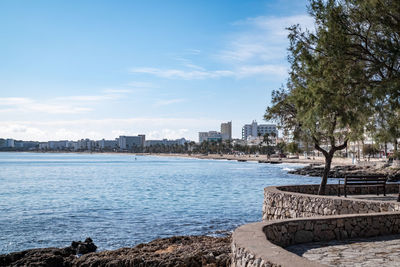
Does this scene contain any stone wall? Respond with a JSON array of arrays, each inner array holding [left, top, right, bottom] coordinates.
[[232, 213, 400, 267], [232, 183, 400, 267], [263, 184, 400, 220], [264, 212, 400, 247], [232, 222, 323, 267], [277, 183, 399, 196]]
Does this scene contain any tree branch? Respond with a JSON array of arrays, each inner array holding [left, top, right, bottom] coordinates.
[[313, 135, 329, 158], [333, 139, 349, 152]]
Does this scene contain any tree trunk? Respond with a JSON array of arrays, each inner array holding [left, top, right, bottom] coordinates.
[[385, 142, 388, 157], [395, 139, 398, 153], [318, 152, 333, 195]]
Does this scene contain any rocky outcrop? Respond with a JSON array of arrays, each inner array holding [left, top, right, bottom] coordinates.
[[0, 236, 231, 267], [289, 164, 400, 180], [0, 238, 97, 267], [75, 235, 231, 267]]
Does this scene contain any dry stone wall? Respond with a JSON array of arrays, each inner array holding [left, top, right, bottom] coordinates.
[[232, 184, 400, 267], [263, 184, 400, 220], [264, 213, 400, 248]]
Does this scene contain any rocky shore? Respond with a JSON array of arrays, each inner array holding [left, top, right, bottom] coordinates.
[[0, 235, 231, 267], [288, 164, 400, 180]]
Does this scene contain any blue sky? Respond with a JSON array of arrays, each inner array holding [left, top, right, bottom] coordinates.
[[0, 0, 313, 141]]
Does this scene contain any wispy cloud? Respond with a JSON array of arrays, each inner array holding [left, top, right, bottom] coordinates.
[[126, 81, 156, 89], [0, 117, 221, 141], [131, 64, 287, 80], [102, 89, 132, 94], [56, 94, 120, 102], [220, 15, 314, 63], [0, 97, 92, 114], [130, 15, 313, 81], [184, 48, 201, 55], [237, 64, 288, 77], [154, 98, 186, 107], [131, 67, 234, 80]]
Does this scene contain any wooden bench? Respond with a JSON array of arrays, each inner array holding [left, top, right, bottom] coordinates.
[[338, 175, 388, 197]]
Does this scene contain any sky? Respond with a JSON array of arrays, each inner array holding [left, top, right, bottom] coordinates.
[[0, 0, 314, 142]]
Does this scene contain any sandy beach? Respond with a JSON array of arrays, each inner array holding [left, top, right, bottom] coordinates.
[[141, 152, 389, 167]]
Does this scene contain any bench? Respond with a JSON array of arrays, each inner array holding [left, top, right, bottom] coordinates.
[[338, 175, 388, 197]]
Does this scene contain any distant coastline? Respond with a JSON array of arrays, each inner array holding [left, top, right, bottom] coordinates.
[[1, 150, 361, 166]]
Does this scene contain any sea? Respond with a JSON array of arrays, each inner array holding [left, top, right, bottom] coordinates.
[[0, 152, 320, 254]]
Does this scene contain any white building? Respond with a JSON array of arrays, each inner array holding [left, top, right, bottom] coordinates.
[[221, 121, 232, 141], [198, 131, 222, 143], [76, 139, 96, 150], [144, 138, 188, 147], [48, 140, 68, 150], [242, 120, 278, 140], [98, 139, 118, 150], [5, 139, 14, 148], [38, 142, 49, 150], [118, 135, 145, 150]]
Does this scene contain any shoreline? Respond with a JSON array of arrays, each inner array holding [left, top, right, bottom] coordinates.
[[3, 150, 392, 168], [1, 152, 398, 264], [0, 235, 232, 266]]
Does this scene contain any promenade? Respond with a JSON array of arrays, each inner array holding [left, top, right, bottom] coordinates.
[[287, 234, 400, 267], [287, 194, 400, 266]]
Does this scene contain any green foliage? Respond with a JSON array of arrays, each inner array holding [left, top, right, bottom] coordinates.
[[285, 142, 301, 154], [275, 142, 286, 154], [265, 0, 376, 195], [362, 144, 380, 158]]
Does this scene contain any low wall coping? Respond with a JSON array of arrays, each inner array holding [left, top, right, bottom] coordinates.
[[267, 184, 399, 204], [233, 212, 400, 267], [233, 222, 325, 267]]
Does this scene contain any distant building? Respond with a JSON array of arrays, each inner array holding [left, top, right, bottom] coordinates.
[[221, 121, 232, 141], [48, 140, 68, 150], [15, 141, 39, 150], [198, 131, 222, 143], [199, 121, 231, 143], [144, 138, 188, 147], [242, 120, 278, 140], [76, 139, 96, 150], [98, 139, 118, 150], [5, 139, 14, 148], [118, 135, 145, 150], [39, 142, 49, 150]]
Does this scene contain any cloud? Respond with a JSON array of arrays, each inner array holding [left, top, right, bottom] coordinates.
[[0, 117, 222, 141], [184, 49, 201, 55], [0, 97, 32, 105], [125, 81, 156, 89], [131, 67, 234, 80], [0, 97, 92, 114], [130, 15, 313, 81], [57, 94, 120, 102], [147, 128, 189, 140], [0, 88, 135, 115], [102, 89, 132, 94], [130, 64, 287, 80], [220, 15, 314, 63], [154, 98, 186, 107], [237, 64, 288, 77]]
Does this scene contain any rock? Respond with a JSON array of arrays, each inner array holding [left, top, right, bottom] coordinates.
[[294, 230, 314, 243], [288, 164, 400, 180], [0, 235, 231, 267], [71, 237, 97, 255]]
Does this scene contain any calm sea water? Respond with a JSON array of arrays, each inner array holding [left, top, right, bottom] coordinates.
[[0, 152, 320, 254]]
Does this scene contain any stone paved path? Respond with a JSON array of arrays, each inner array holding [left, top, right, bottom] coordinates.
[[286, 234, 400, 266], [348, 193, 398, 202]]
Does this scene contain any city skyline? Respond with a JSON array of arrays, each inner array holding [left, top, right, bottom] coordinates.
[[0, 0, 313, 141]]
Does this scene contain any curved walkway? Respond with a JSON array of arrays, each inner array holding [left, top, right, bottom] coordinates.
[[232, 184, 400, 267], [287, 234, 400, 267]]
